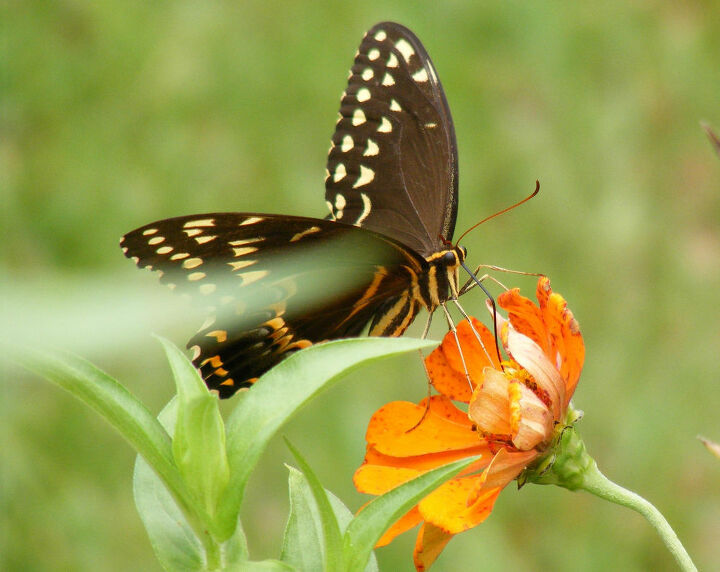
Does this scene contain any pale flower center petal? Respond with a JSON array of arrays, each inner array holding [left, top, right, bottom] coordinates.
[[505, 327, 566, 420]]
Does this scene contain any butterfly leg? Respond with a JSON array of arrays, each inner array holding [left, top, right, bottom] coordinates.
[[439, 302, 475, 393], [450, 298, 500, 367]]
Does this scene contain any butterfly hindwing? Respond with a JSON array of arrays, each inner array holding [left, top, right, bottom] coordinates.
[[121, 213, 427, 395], [325, 22, 458, 257]]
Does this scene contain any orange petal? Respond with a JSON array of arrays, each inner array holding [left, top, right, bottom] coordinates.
[[354, 464, 424, 495], [418, 476, 502, 534], [544, 291, 585, 401], [354, 445, 490, 495], [366, 398, 480, 457], [425, 342, 471, 401], [413, 522, 454, 571], [498, 287, 550, 356], [429, 318, 501, 402], [376, 506, 423, 547]]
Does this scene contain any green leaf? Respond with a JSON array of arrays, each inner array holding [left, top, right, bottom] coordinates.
[[235, 560, 297, 571], [134, 399, 248, 571], [218, 336, 436, 540], [12, 346, 198, 522], [283, 442, 343, 571], [159, 337, 230, 523], [282, 466, 378, 572], [343, 457, 479, 572]]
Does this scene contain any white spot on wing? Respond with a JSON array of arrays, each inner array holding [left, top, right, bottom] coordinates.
[[368, 48, 380, 61], [378, 117, 392, 133], [381, 73, 395, 86], [352, 109, 366, 126], [374, 30, 387, 41], [395, 39, 415, 63], [387, 53, 399, 68], [341, 135, 354, 152], [412, 68, 429, 82], [190, 345, 201, 360], [356, 193, 373, 226], [326, 200, 336, 220], [335, 194, 346, 210], [390, 99, 402, 112], [356, 88, 371, 102], [353, 165, 375, 188], [364, 139, 379, 156], [361, 68, 374, 81], [188, 271, 206, 281], [333, 163, 346, 182]]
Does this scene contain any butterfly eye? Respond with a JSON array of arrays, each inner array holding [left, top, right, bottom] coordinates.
[[443, 250, 457, 264]]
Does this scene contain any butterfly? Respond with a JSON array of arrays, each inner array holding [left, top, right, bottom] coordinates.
[[120, 22, 466, 397]]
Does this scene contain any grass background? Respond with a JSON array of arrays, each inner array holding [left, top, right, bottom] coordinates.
[[3, 1, 719, 570]]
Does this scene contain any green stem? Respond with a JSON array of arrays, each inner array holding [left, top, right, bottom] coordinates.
[[580, 462, 696, 572]]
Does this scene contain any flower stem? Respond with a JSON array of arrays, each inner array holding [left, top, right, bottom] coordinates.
[[580, 462, 696, 572]]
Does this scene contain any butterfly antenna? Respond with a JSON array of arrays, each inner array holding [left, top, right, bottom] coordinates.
[[454, 179, 540, 246]]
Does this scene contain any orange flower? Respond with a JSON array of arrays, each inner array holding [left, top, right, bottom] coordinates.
[[354, 277, 585, 570]]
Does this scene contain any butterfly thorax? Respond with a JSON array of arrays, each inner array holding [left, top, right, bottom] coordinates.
[[368, 244, 466, 337], [420, 245, 466, 309]]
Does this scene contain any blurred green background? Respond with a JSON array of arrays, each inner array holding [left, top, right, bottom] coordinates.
[[3, 1, 719, 570]]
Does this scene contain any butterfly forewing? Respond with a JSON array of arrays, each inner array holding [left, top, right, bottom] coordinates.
[[121, 22, 462, 398], [121, 213, 427, 396], [325, 22, 458, 257]]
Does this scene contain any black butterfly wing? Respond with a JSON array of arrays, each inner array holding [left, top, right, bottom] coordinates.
[[120, 213, 426, 396], [325, 21, 458, 257]]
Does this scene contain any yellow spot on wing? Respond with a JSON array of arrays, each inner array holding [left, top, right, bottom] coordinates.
[[188, 271, 206, 281], [182, 257, 203, 269], [229, 259, 256, 271], [142, 228, 158, 236], [207, 330, 228, 342], [184, 228, 202, 237], [171, 252, 190, 260], [148, 236, 165, 245], [240, 216, 264, 226], [232, 246, 258, 257], [156, 246, 173, 254], [184, 218, 215, 228], [195, 235, 217, 244], [239, 270, 269, 285], [229, 237, 263, 246], [290, 226, 321, 242], [199, 283, 217, 295]]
